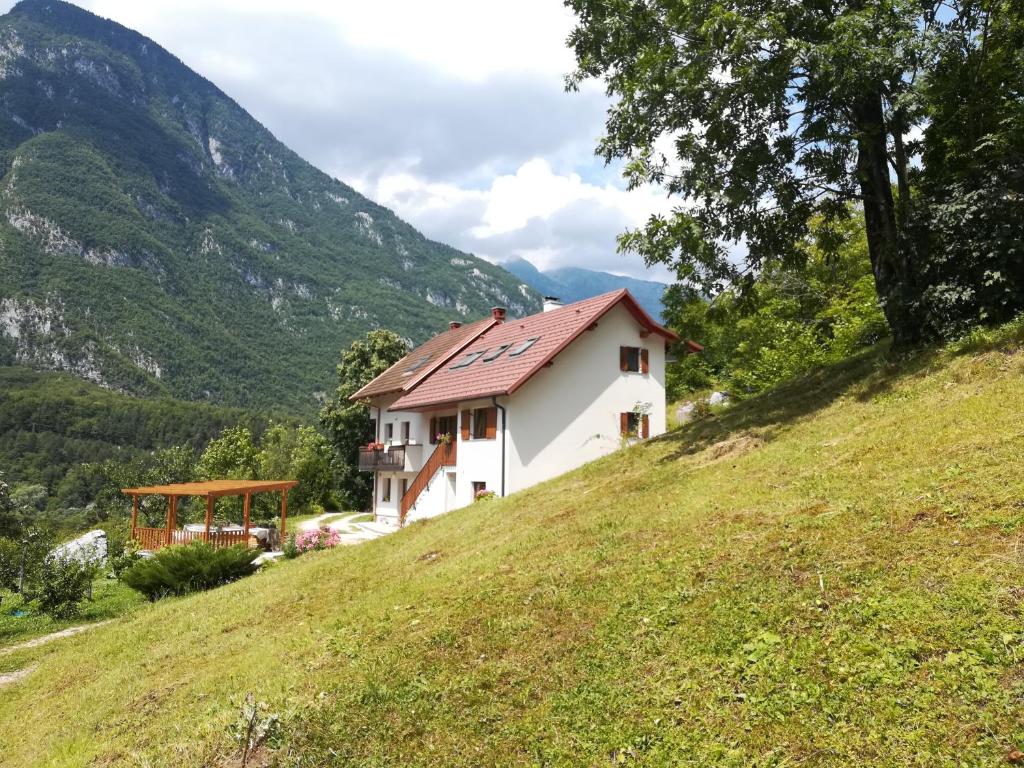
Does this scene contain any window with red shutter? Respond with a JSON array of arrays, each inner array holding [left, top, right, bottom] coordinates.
[[620, 346, 641, 372]]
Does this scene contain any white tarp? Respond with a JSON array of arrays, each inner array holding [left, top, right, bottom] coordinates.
[[50, 530, 107, 565]]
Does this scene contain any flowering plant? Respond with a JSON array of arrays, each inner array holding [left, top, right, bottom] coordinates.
[[474, 489, 496, 502], [293, 527, 342, 553], [435, 432, 452, 445], [366, 441, 384, 451]]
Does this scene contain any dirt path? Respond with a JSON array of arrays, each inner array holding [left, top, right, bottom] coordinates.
[[0, 620, 112, 657], [0, 664, 36, 688]]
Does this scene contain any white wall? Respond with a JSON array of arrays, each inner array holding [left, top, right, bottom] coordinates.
[[505, 303, 667, 493], [453, 399, 506, 508]]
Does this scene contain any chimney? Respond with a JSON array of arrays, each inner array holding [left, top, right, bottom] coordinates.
[[449, 321, 462, 330], [491, 307, 507, 322], [543, 296, 563, 312]]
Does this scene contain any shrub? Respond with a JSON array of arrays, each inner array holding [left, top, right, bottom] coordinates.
[[109, 538, 142, 578], [474, 490, 496, 502], [293, 528, 341, 554], [120, 542, 260, 601], [37, 556, 97, 620], [282, 534, 300, 560]]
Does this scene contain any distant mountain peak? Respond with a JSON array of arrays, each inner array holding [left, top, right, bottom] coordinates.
[[505, 257, 668, 321]]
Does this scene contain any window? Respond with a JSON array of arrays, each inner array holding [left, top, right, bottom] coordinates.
[[400, 478, 408, 498], [482, 344, 511, 362], [401, 421, 410, 443], [620, 346, 649, 374], [404, 354, 432, 375], [384, 422, 394, 441], [472, 481, 487, 496], [430, 414, 458, 443], [465, 407, 496, 440], [620, 412, 650, 439], [380, 477, 392, 502], [509, 337, 539, 356], [451, 350, 486, 369]]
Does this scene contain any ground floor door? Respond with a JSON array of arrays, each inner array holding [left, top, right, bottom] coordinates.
[[444, 472, 457, 512]]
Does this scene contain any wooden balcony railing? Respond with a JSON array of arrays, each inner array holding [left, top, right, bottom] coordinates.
[[358, 445, 407, 472], [399, 440, 456, 526], [132, 526, 254, 552]]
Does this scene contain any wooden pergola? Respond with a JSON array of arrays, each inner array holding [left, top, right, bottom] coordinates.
[[122, 480, 299, 552]]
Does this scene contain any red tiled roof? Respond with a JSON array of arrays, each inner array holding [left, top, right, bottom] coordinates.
[[390, 289, 678, 411], [350, 317, 495, 400]]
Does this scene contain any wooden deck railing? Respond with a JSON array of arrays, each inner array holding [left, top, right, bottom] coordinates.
[[132, 527, 253, 551], [399, 440, 456, 526]]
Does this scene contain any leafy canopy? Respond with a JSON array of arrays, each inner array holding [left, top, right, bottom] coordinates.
[[320, 330, 408, 511]]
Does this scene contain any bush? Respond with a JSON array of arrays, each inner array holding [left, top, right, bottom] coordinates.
[[109, 538, 142, 578], [120, 542, 260, 601], [37, 556, 96, 620], [282, 534, 300, 560]]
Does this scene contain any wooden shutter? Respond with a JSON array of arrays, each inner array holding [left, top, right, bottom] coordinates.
[[429, 417, 437, 444], [619, 346, 629, 371], [620, 412, 630, 437], [641, 414, 650, 439], [485, 407, 497, 439], [460, 410, 471, 441], [640, 348, 649, 374]]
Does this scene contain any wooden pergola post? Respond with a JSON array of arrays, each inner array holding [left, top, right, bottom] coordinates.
[[130, 494, 139, 540], [280, 488, 288, 539], [243, 493, 251, 537], [204, 494, 215, 542], [166, 495, 177, 547]]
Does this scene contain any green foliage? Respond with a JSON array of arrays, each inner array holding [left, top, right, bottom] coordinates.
[[566, 0, 1024, 343], [119, 542, 259, 601], [36, 555, 97, 620], [0, 471, 18, 538], [0, 366, 272, 511], [916, 0, 1024, 335], [0, 526, 55, 595], [666, 215, 887, 398], [320, 330, 408, 510], [256, 425, 333, 510], [0, 1, 539, 415]]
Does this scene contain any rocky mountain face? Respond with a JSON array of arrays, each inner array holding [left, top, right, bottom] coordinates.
[[505, 257, 668, 321], [0, 0, 539, 411]]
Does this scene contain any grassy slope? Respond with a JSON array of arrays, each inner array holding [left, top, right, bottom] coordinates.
[[2, 327, 1024, 766]]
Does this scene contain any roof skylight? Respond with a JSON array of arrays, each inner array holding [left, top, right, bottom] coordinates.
[[450, 350, 486, 369], [403, 354, 432, 375], [482, 344, 511, 362], [508, 337, 539, 357]]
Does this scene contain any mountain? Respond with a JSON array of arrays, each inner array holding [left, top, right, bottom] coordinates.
[[4, 324, 1023, 764], [505, 256, 668, 320], [0, 1, 540, 412]]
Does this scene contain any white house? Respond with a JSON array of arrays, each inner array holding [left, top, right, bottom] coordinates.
[[351, 289, 698, 527]]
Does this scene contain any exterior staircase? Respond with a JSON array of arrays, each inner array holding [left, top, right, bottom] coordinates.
[[399, 440, 457, 526]]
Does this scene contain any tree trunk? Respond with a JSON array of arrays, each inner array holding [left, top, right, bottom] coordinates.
[[853, 91, 921, 345]]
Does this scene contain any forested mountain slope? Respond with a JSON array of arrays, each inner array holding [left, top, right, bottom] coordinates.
[[0, 0, 539, 412], [2, 322, 1023, 765]]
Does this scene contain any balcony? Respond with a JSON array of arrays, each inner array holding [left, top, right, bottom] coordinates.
[[358, 443, 425, 472]]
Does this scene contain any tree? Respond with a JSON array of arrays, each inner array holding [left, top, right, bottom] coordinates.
[[917, 0, 1024, 335], [565, 0, 1017, 343], [256, 424, 334, 510], [320, 330, 408, 510], [664, 212, 886, 397], [0, 471, 20, 538]]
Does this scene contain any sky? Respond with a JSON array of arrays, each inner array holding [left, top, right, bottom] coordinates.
[[2, 0, 677, 282]]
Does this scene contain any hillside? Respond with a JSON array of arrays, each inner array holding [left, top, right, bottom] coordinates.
[[0, 0, 539, 412], [506, 256, 668, 320], [2, 324, 1024, 765], [0, 365, 274, 496]]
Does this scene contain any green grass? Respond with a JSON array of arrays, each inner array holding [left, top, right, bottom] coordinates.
[[2, 323, 1024, 765], [0, 577, 143, 649]]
